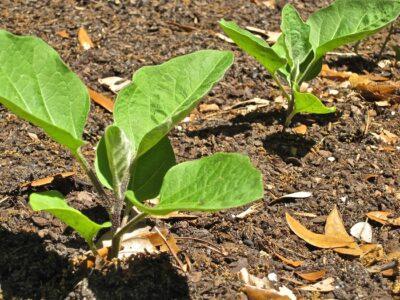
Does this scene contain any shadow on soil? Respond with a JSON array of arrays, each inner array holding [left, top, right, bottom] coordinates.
[[263, 132, 316, 161], [0, 229, 189, 299]]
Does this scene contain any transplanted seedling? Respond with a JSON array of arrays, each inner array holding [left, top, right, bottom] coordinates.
[[220, 0, 400, 126], [0, 30, 264, 258]]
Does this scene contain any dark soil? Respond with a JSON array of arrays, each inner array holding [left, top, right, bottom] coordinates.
[[1, 0, 400, 299]]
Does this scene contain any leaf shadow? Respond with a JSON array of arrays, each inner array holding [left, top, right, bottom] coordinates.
[[0, 229, 189, 299], [263, 132, 316, 161]]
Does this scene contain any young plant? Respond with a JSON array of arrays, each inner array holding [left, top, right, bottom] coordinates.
[[0, 30, 264, 258], [220, 0, 400, 126]]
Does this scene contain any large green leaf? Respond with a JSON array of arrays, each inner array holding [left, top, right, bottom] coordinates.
[[129, 137, 176, 202], [114, 50, 233, 157], [127, 153, 263, 215], [293, 89, 336, 116], [219, 19, 286, 75], [96, 136, 176, 201], [30, 191, 111, 245], [307, 0, 400, 58], [0, 30, 89, 153], [281, 4, 312, 70], [102, 125, 134, 199]]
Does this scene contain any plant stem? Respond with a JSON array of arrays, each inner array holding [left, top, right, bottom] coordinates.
[[285, 92, 296, 127], [121, 201, 133, 227], [109, 212, 148, 259], [74, 148, 110, 206], [378, 23, 394, 60], [271, 74, 290, 101]]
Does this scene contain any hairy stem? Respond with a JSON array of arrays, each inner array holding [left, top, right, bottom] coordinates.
[[121, 201, 133, 227], [109, 212, 148, 259], [285, 93, 296, 127], [378, 23, 394, 60], [271, 73, 290, 101]]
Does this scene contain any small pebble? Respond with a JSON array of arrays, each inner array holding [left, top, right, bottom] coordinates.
[[268, 273, 278, 282], [328, 156, 336, 162]]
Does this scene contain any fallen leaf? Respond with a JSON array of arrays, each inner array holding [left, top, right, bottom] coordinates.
[[199, 103, 219, 113], [88, 88, 114, 112], [300, 277, 335, 292], [266, 31, 281, 44], [239, 268, 296, 300], [286, 211, 356, 249], [349, 73, 400, 102], [78, 27, 94, 50], [274, 252, 303, 267], [215, 33, 233, 43], [350, 222, 373, 243], [98, 76, 131, 93], [360, 244, 385, 267], [234, 203, 263, 219], [56, 30, 69, 38], [21, 171, 75, 188], [280, 191, 312, 199], [325, 206, 356, 245], [321, 64, 353, 81], [367, 211, 400, 227], [296, 270, 326, 282], [293, 124, 307, 135]]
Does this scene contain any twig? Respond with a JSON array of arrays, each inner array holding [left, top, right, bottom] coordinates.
[[154, 227, 186, 271], [0, 196, 9, 206], [176, 236, 228, 256]]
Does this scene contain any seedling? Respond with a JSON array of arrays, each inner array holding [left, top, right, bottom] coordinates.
[[0, 30, 263, 258], [220, 0, 400, 126]]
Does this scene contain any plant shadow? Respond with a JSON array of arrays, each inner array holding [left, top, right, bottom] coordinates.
[[263, 132, 316, 161], [0, 229, 189, 299]]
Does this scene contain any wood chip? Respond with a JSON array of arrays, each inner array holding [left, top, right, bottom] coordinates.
[[78, 27, 94, 50], [88, 88, 114, 112], [98, 77, 131, 93], [293, 124, 307, 135]]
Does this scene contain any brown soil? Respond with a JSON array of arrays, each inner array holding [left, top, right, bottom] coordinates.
[[1, 0, 400, 299]]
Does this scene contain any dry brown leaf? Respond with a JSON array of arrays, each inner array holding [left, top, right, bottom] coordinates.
[[293, 124, 307, 135], [325, 206, 356, 245], [274, 252, 303, 267], [56, 30, 69, 38], [199, 103, 219, 113], [367, 211, 400, 226], [300, 277, 335, 292], [333, 247, 364, 256], [296, 270, 326, 282], [88, 88, 114, 112], [21, 171, 75, 188], [321, 64, 353, 81], [78, 27, 94, 50], [360, 244, 385, 267], [286, 212, 355, 249], [242, 285, 293, 300], [349, 73, 400, 102]]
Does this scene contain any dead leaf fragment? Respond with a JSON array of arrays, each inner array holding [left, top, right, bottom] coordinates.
[[21, 171, 75, 188], [321, 64, 353, 81], [88, 88, 114, 112], [98, 77, 131, 93], [367, 211, 400, 227], [325, 206, 356, 245], [300, 277, 335, 292], [78, 27, 94, 50], [286, 211, 355, 249], [56, 30, 69, 38], [199, 103, 219, 113], [274, 252, 303, 267], [379, 130, 398, 145], [296, 270, 326, 282], [293, 124, 307, 135]]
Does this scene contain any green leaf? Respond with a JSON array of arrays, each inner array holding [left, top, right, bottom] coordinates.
[[102, 125, 134, 198], [307, 0, 400, 58], [293, 89, 336, 116], [127, 153, 263, 215], [29, 191, 111, 245], [219, 19, 286, 75], [0, 30, 89, 153], [96, 136, 176, 201], [129, 137, 176, 202], [281, 4, 312, 69], [114, 50, 233, 157]]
